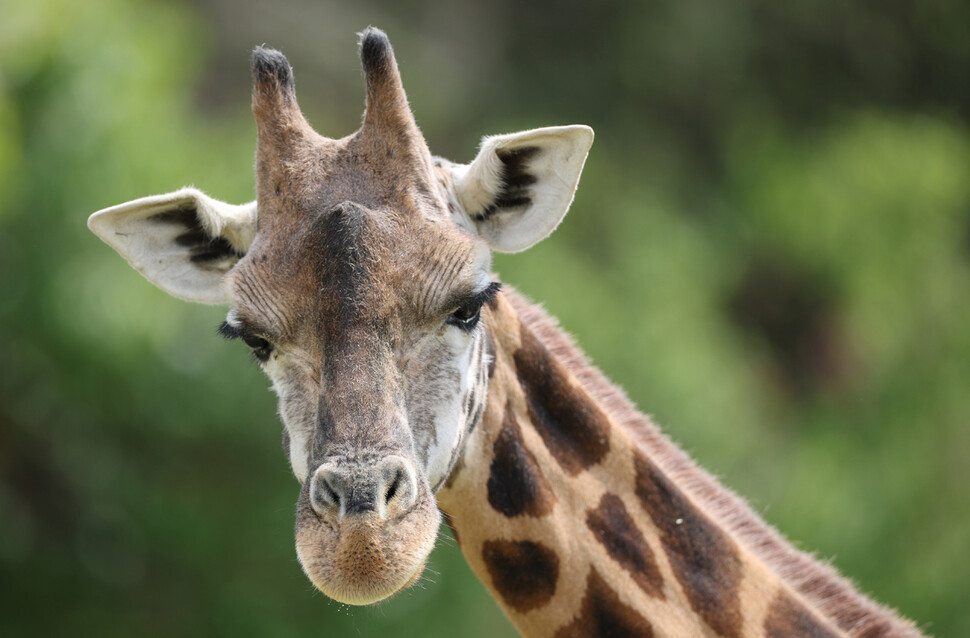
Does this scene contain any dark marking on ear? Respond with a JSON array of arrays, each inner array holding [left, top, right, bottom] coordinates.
[[634, 454, 743, 638], [764, 590, 840, 638], [586, 493, 665, 599], [360, 27, 392, 75], [513, 322, 610, 476], [182, 234, 243, 264], [172, 227, 208, 247], [474, 146, 540, 221], [251, 46, 293, 88], [482, 539, 559, 613], [487, 403, 556, 518], [150, 207, 196, 226], [151, 206, 244, 265], [554, 568, 654, 638]]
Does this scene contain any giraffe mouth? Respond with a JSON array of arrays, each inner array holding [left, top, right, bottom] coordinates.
[[293, 484, 440, 605]]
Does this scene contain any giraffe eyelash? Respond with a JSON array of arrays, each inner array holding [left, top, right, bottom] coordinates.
[[217, 320, 242, 340], [474, 281, 503, 308], [447, 282, 502, 331], [217, 321, 274, 363]]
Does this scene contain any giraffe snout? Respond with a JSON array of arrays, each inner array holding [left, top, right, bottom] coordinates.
[[296, 453, 439, 605], [309, 456, 418, 520]]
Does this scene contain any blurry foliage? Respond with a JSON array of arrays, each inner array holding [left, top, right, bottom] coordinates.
[[2, 0, 969, 636]]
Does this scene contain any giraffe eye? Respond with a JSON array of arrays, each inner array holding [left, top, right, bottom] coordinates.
[[447, 304, 483, 331], [218, 321, 274, 362], [242, 334, 273, 361], [445, 282, 501, 332]]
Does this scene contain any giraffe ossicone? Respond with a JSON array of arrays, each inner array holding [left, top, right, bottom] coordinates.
[[88, 27, 924, 637]]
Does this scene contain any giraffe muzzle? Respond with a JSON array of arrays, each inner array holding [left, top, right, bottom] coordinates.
[[294, 454, 440, 605]]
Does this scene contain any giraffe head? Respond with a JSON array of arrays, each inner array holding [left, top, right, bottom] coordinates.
[[87, 28, 592, 605]]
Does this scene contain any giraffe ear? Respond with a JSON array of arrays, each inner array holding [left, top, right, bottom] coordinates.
[[87, 187, 257, 305], [451, 125, 593, 253]]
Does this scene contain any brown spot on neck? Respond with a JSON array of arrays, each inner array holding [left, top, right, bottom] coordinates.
[[487, 402, 557, 518], [513, 322, 610, 476], [554, 568, 655, 638], [634, 454, 744, 638], [482, 540, 559, 614], [586, 493, 665, 600]]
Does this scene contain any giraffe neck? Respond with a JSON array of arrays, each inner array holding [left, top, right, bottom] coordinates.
[[436, 289, 920, 638]]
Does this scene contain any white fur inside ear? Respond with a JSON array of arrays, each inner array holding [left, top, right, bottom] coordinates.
[[87, 187, 257, 304], [453, 125, 593, 253]]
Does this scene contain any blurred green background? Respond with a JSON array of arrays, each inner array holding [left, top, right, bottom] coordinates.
[[1, 0, 968, 636]]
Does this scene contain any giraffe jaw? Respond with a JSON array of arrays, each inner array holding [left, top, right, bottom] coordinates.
[[294, 487, 441, 605]]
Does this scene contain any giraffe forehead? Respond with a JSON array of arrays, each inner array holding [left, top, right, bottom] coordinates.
[[228, 207, 489, 338], [302, 208, 488, 314], [255, 130, 445, 234]]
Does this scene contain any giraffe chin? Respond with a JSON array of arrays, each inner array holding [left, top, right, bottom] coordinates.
[[294, 497, 440, 606]]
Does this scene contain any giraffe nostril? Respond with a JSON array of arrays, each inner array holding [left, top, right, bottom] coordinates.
[[310, 457, 418, 519], [379, 457, 418, 517], [311, 469, 343, 515], [322, 478, 341, 506], [384, 470, 402, 505]]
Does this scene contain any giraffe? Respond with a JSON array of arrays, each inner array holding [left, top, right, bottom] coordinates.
[[87, 28, 924, 637]]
